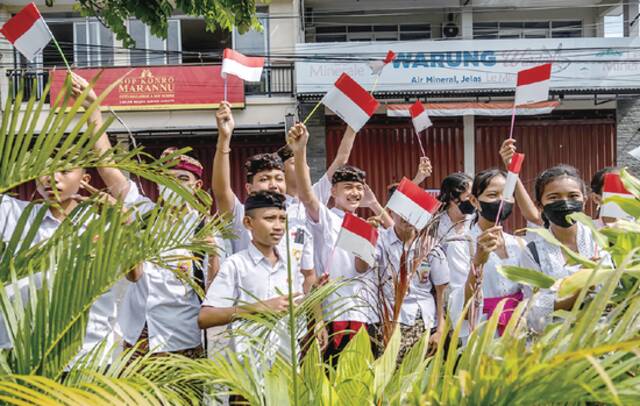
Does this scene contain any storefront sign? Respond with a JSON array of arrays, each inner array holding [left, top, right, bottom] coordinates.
[[50, 65, 244, 110], [296, 37, 640, 93]]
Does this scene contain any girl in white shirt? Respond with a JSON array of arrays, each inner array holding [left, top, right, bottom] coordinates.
[[519, 165, 612, 333], [448, 169, 526, 339], [435, 172, 474, 243]]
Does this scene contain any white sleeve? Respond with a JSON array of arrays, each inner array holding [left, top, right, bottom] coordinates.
[[445, 241, 472, 337], [429, 249, 450, 286], [300, 229, 314, 270], [122, 180, 156, 216], [203, 258, 238, 308], [229, 195, 251, 254], [312, 174, 332, 206], [0, 194, 30, 242]]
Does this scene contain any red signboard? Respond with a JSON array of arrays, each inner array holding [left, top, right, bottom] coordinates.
[[50, 65, 245, 111]]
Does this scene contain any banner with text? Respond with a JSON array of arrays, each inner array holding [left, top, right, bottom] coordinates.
[[295, 37, 640, 94], [50, 65, 244, 111]]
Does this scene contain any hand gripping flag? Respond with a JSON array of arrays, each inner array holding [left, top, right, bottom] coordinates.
[[336, 213, 379, 267], [410, 101, 432, 134], [514, 64, 552, 106], [503, 153, 525, 200], [0, 3, 52, 62], [387, 177, 441, 230], [321, 73, 380, 132], [221, 48, 265, 82], [368, 50, 396, 75], [601, 173, 636, 220]]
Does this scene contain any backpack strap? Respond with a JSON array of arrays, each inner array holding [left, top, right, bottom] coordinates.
[[526, 240, 541, 267]]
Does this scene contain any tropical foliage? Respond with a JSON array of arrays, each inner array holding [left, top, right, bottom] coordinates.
[[45, 0, 266, 48], [1, 80, 640, 405]]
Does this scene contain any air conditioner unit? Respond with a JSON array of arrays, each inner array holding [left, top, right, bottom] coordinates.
[[442, 13, 459, 38]]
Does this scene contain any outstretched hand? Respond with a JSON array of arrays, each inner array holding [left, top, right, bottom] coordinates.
[[413, 156, 432, 184], [69, 72, 98, 110], [216, 101, 235, 139]]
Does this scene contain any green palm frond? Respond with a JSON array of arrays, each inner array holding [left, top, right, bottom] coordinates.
[[0, 198, 223, 378]]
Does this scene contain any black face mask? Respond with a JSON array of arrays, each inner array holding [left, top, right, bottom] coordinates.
[[543, 199, 584, 228], [457, 199, 476, 215], [479, 200, 513, 223]]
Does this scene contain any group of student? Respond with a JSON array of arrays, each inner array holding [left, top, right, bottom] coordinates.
[[0, 73, 618, 370]]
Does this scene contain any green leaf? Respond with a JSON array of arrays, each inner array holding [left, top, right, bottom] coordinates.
[[497, 265, 556, 289], [372, 326, 399, 400]]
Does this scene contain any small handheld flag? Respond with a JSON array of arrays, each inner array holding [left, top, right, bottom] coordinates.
[[0, 3, 52, 62], [514, 64, 552, 106], [321, 73, 379, 132], [221, 48, 265, 82], [336, 213, 379, 267], [410, 101, 432, 134], [387, 177, 441, 231], [368, 50, 396, 75], [601, 173, 636, 220], [503, 153, 525, 200]]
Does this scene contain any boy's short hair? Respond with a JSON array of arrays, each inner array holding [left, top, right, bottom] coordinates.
[[386, 182, 399, 202], [244, 190, 287, 213], [331, 165, 366, 185], [245, 153, 284, 183], [161, 147, 204, 179], [276, 145, 294, 163]]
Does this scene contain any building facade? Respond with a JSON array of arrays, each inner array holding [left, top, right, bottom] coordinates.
[[2, 0, 640, 229], [296, 0, 640, 229]]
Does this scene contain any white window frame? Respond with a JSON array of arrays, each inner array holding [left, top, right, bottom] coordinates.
[[73, 18, 115, 67], [473, 20, 583, 39], [127, 19, 182, 66]]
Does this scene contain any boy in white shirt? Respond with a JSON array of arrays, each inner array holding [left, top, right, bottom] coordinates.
[[287, 122, 393, 362], [198, 191, 326, 356]]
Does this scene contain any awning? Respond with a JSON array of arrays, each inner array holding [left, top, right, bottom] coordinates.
[[386, 101, 559, 117]]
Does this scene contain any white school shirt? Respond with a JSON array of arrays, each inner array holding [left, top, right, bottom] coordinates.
[[307, 204, 378, 323], [437, 211, 472, 244], [448, 224, 524, 337], [202, 242, 304, 360], [519, 222, 612, 333], [0, 194, 118, 364], [117, 181, 205, 353], [373, 227, 449, 328], [226, 173, 331, 263]]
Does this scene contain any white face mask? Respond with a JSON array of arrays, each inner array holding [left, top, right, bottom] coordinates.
[[158, 184, 186, 206]]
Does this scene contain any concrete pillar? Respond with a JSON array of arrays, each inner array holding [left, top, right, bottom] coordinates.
[[460, 8, 473, 40], [623, 0, 640, 37], [616, 98, 640, 176], [299, 101, 326, 182], [463, 114, 475, 176], [0, 6, 14, 111]]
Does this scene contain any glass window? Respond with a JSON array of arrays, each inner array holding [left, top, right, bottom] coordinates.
[[234, 13, 268, 55], [128, 19, 181, 65], [74, 19, 114, 67], [552, 20, 582, 38], [473, 22, 498, 39]]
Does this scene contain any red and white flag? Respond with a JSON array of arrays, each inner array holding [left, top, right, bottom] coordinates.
[[321, 73, 379, 132], [409, 101, 432, 133], [601, 173, 636, 220], [503, 153, 525, 200], [387, 177, 441, 230], [368, 50, 396, 75], [0, 3, 52, 62], [336, 213, 379, 266], [221, 48, 264, 82], [514, 64, 552, 106]]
